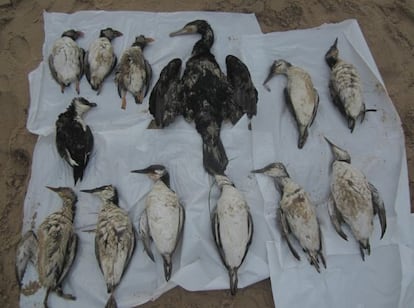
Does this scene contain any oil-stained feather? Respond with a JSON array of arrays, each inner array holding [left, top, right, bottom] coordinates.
[[139, 210, 154, 262], [327, 198, 348, 241], [15, 231, 38, 287], [279, 209, 301, 260], [368, 182, 387, 239]]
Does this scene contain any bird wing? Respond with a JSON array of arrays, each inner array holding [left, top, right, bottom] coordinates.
[[149, 58, 183, 127], [139, 209, 154, 262], [78, 47, 85, 81], [368, 182, 387, 239], [84, 50, 91, 85], [211, 206, 228, 267], [57, 233, 78, 285], [15, 231, 38, 287], [279, 208, 301, 260], [48, 54, 61, 85], [225, 55, 258, 124], [143, 58, 152, 97]]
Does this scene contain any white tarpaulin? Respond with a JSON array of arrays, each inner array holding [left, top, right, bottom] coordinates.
[[22, 11, 414, 308]]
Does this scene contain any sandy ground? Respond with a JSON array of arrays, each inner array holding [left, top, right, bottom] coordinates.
[[0, 0, 413, 307]]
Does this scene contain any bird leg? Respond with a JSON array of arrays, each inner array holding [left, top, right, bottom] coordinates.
[[121, 93, 127, 110], [55, 285, 76, 301], [60, 84, 65, 94], [75, 80, 80, 95]]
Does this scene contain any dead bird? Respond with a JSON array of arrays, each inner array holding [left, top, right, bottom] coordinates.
[[81, 185, 135, 308], [85, 27, 123, 94], [325, 38, 376, 132], [55, 97, 96, 184], [263, 59, 319, 148], [115, 35, 153, 110], [16, 187, 78, 308], [48, 29, 84, 94], [155, 20, 257, 175], [252, 163, 326, 272], [325, 137, 387, 260], [132, 165, 185, 281], [211, 174, 253, 295]]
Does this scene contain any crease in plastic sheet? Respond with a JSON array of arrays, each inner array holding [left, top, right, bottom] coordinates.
[[22, 11, 269, 308], [239, 20, 412, 308]]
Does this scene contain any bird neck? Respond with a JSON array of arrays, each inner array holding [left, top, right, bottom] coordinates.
[[62, 200, 76, 221], [325, 56, 338, 69], [156, 173, 170, 188], [274, 176, 291, 191], [192, 27, 214, 56]]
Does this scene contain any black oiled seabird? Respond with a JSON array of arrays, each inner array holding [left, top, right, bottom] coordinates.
[[85, 27, 123, 94], [150, 20, 257, 175], [48, 29, 85, 94], [55, 97, 96, 184]]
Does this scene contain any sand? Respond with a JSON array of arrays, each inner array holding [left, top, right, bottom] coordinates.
[[0, 0, 412, 307]]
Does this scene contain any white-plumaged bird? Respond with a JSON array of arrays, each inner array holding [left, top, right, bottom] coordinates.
[[115, 35, 153, 110], [325, 137, 387, 260], [48, 29, 84, 94], [325, 38, 376, 132], [85, 27, 123, 94], [16, 187, 78, 308], [211, 174, 253, 295], [81, 185, 135, 308], [252, 163, 326, 272], [132, 165, 185, 281], [263, 59, 319, 149]]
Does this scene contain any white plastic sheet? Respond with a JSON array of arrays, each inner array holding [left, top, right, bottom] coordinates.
[[22, 11, 270, 308], [22, 11, 414, 308], [240, 20, 414, 308]]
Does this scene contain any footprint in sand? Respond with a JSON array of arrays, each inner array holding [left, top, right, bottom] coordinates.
[[8, 35, 31, 64]]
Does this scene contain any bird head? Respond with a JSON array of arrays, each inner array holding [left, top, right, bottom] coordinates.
[[100, 28, 123, 41], [72, 97, 97, 116], [170, 20, 211, 37], [263, 59, 292, 91], [132, 35, 154, 49], [251, 162, 290, 179], [81, 185, 119, 204], [131, 164, 169, 184], [324, 137, 351, 163], [46, 186, 78, 205], [325, 38, 339, 69], [61, 29, 84, 41]]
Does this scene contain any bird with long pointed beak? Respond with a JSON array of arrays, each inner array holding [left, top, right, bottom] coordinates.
[[263, 59, 319, 148], [132, 165, 185, 281], [16, 187, 78, 308], [85, 27, 123, 94], [325, 137, 387, 260], [115, 35, 153, 110], [81, 185, 135, 308], [49, 29, 84, 94], [325, 38, 376, 132], [55, 97, 96, 184], [252, 163, 325, 272], [211, 174, 253, 295]]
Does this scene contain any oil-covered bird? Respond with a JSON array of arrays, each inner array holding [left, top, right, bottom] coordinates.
[[16, 187, 78, 308], [263, 59, 319, 148], [325, 38, 375, 132], [149, 58, 183, 128], [81, 185, 135, 308], [252, 163, 326, 272], [55, 97, 96, 184], [149, 20, 257, 175], [49, 29, 84, 94], [211, 174, 253, 295], [85, 28, 123, 94], [325, 137, 387, 260], [132, 165, 185, 281], [115, 35, 153, 110]]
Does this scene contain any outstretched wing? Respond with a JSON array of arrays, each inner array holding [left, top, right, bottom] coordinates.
[[225, 55, 258, 126], [149, 58, 184, 128]]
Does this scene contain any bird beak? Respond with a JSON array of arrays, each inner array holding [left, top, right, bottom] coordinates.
[[76, 31, 84, 38], [251, 165, 271, 174], [114, 30, 123, 37], [324, 136, 351, 162], [333, 37, 338, 48], [131, 167, 151, 174], [46, 186, 61, 193], [81, 186, 105, 194], [170, 25, 196, 37], [88, 102, 97, 107], [145, 37, 155, 43], [262, 65, 276, 92]]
